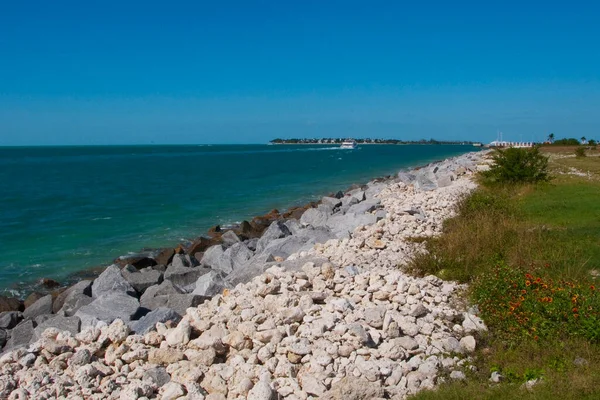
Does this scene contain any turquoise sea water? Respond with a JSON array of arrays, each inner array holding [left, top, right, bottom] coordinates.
[[0, 144, 475, 295]]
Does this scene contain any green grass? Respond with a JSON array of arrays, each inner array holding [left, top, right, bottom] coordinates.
[[406, 154, 600, 399]]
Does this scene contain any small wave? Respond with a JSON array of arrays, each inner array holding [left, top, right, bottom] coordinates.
[[91, 217, 112, 221]]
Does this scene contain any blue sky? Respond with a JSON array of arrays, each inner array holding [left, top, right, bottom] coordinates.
[[1, 1, 599, 145]]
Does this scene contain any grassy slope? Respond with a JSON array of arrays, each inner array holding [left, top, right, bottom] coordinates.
[[409, 149, 600, 399]]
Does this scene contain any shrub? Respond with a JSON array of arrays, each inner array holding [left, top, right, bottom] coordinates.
[[472, 262, 600, 344], [575, 147, 586, 158], [482, 147, 549, 185]]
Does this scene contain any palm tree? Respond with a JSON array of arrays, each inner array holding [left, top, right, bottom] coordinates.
[[547, 133, 555, 143]]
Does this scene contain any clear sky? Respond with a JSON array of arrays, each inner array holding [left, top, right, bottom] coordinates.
[[1, 0, 599, 145]]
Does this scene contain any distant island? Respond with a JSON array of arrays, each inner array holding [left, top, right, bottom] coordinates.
[[270, 138, 476, 145]]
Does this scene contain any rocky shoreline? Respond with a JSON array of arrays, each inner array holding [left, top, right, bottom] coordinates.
[[0, 150, 492, 399]]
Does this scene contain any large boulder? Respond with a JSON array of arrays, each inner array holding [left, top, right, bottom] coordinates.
[[130, 308, 182, 335], [192, 271, 229, 297], [164, 261, 210, 292], [142, 294, 207, 316], [200, 245, 224, 267], [91, 264, 137, 299], [258, 235, 313, 260], [321, 196, 342, 209], [0, 329, 6, 349], [153, 248, 176, 266], [346, 199, 381, 215], [140, 280, 206, 315], [32, 315, 81, 342], [121, 265, 163, 293], [221, 230, 241, 247], [3, 320, 34, 352], [75, 292, 141, 328], [0, 296, 22, 313], [300, 208, 329, 228], [141, 280, 184, 306], [209, 243, 254, 274], [414, 167, 438, 191], [396, 170, 417, 185], [52, 280, 92, 313], [185, 237, 219, 258], [59, 292, 93, 317], [0, 312, 22, 330], [255, 220, 292, 253], [327, 213, 378, 238], [226, 253, 276, 286], [22, 294, 53, 320]]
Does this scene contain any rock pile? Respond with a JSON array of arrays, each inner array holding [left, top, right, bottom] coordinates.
[[0, 150, 491, 399]]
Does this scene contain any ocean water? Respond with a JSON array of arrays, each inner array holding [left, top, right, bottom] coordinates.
[[0, 144, 475, 295]]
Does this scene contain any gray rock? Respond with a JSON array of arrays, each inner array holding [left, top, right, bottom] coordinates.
[[410, 303, 429, 318], [348, 324, 375, 347], [375, 210, 387, 221], [347, 199, 381, 215], [0, 312, 22, 330], [226, 253, 277, 286], [321, 196, 342, 208], [34, 314, 53, 326], [141, 293, 206, 316], [436, 172, 453, 188], [52, 280, 92, 313], [364, 182, 387, 199], [364, 307, 386, 329], [122, 265, 163, 293], [414, 167, 438, 191], [256, 221, 291, 253], [22, 294, 53, 320], [32, 315, 81, 341], [284, 220, 302, 235], [327, 213, 377, 238], [200, 245, 224, 267], [60, 292, 93, 317], [339, 196, 360, 214], [130, 308, 182, 335], [349, 189, 366, 202], [396, 171, 416, 185], [0, 329, 6, 348], [300, 208, 329, 228], [164, 263, 210, 291], [143, 367, 171, 387], [171, 253, 196, 269], [140, 280, 185, 308], [317, 203, 335, 216], [219, 242, 254, 274], [245, 238, 259, 251], [192, 270, 229, 297], [75, 292, 141, 328], [396, 336, 419, 350], [3, 320, 34, 352], [91, 264, 137, 299], [221, 230, 241, 246], [258, 235, 313, 259]]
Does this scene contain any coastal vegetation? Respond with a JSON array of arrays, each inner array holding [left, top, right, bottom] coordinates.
[[409, 147, 600, 399], [269, 138, 474, 145]]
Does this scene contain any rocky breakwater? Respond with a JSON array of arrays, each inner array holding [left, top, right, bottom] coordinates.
[[0, 150, 491, 399]]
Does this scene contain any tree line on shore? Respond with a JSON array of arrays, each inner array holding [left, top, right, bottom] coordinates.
[[270, 138, 474, 145]]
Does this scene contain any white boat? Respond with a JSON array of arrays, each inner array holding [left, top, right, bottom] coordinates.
[[340, 140, 357, 149]]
